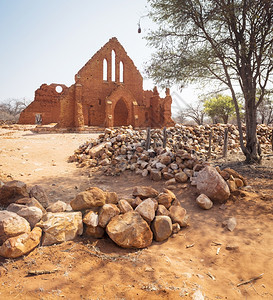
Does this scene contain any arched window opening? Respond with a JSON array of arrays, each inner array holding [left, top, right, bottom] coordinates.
[[103, 59, 107, 81], [119, 61, 124, 83], [111, 50, 116, 82]]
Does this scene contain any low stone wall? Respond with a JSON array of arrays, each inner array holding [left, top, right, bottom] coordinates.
[[0, 162, 247, 258]]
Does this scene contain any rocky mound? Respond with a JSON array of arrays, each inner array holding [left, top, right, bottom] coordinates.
[[69, 124, 272, 179]]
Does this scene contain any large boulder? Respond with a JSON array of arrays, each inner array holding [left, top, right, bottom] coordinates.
[[0, 227, 42, 258], [29, 185, 49, 208], [98, 204, 120, 228], [106, 211, 153, 248], [135, 198, 156, 223], [36, 212, 83, 246], [7, 204, 43, 228], [151, 216, 172, 242], [169, 205, 188, 227], [196, 166, 230, 203], [132, 186, 159, 200], [70, 187, 106, 210], [0, 180, 29, 207], [0, 211, 31, 244]]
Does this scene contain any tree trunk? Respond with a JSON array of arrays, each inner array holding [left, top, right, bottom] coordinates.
[[223, 115, 229, 124], [244, 94, 261, 163]]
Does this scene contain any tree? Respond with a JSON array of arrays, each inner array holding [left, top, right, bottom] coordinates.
[[146, 0, 273, 163], [203, 95, 236, 124], [174, 110, 187, 124], [184, 101, 205, 125], [0, 98, 29, 121]]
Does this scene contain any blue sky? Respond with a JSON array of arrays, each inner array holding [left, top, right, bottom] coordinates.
[[0, 0, 197, 110]]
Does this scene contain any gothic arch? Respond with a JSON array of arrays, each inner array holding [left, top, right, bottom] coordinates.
[[113, 98, 128, 126]]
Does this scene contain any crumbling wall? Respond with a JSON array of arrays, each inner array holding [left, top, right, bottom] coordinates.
[[19, 84, 68, 125], [19, 37, 174, 129]]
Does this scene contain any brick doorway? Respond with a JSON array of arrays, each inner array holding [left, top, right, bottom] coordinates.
[[113, 98, 128, 126]]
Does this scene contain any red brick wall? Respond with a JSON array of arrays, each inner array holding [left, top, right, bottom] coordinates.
[[19, 38, 174, 129], [19, 84, 68, 124]]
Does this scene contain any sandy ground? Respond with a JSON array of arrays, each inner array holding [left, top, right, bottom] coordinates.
[[0, 127, 273, 300]]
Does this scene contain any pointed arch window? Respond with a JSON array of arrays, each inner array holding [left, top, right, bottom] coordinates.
[[103, 59, 107, 81], [119, 61, 124, 83], [111, 50, 116, 82]]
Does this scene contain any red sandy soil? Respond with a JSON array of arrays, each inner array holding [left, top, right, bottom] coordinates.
[[0, 127, 272, 300]]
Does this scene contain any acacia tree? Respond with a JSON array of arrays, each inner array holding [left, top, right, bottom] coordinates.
[[204, 95, 237, 123], [146, 0, 273, 163], [0, 98, 28, 121]]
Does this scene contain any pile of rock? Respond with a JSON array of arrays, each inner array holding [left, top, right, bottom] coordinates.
[[69, 124, 272, 178], [0, 162, 247, 258], [0, 180, 188, 258], [71, 185, 187, 248]]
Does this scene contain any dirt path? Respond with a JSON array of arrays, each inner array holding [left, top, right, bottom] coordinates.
[[0, 128, 272, 300]]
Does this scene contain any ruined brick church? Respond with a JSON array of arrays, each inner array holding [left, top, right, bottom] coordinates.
[[19, 37, 174, 129]]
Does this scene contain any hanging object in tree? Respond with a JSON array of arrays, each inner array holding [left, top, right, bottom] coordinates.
[[138, 22, 141, 33]]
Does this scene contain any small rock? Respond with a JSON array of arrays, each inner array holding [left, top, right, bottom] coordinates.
[[151, 216, 172, 242], [223, 217, 237, 231], [175, 172, 188, 183], [226, 244, 239, 251], [29, 185, 49, 208], [70, 187, 106, 210], [150, 169, 162, 181], [135, 198, 156, 223], [156, 191, 173, 209], [98, 204, 120, 228], [0, 211, 31, 244], [83, 211, 99, 227], [118, 199, 133, 214], [84, 225, 105, 238], [105, 191, 119, 204], [192, 289, 204, 300], [15, 206, 43, 229], [165, 178, 176, 186], [227, 179, 237, 192], [156, 204, 170, 217], [0, 227, 42, 258], [169, 205, 188, 227], [46, 200, 67, 213], [172, 223, 181, 234], [16, 197, 46, 214], [196, 194, 213, 210], [132, 186, 159, 200], [0, 180, 29, 207], [124, 197, 142, 209]]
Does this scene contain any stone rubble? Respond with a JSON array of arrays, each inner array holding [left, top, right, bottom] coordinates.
[[69, 124, 273, 180], [0, 177, 195, 255], [0, 131, 249, 257]]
